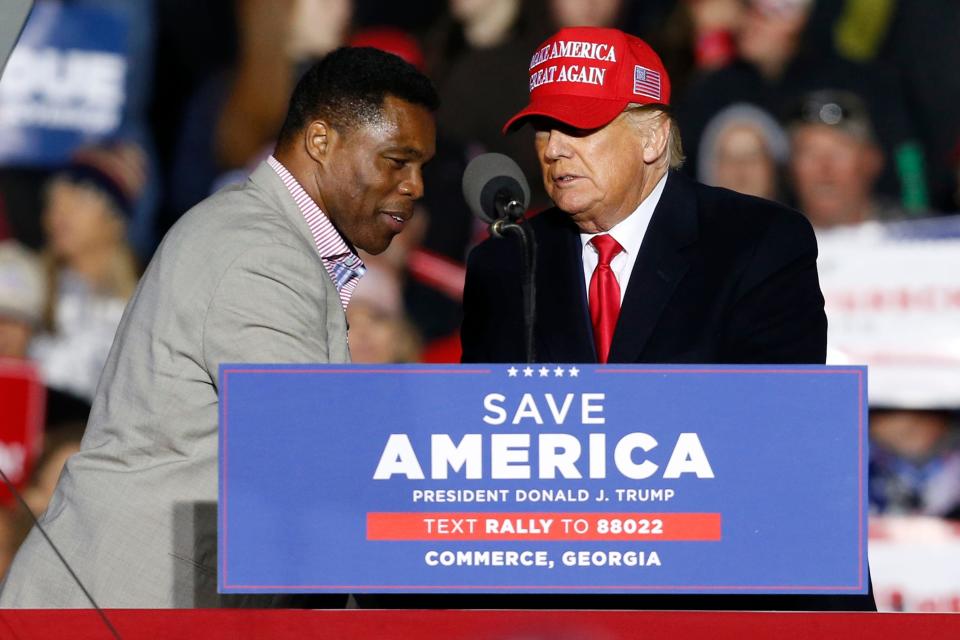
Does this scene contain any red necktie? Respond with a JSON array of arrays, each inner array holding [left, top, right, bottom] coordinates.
[[588, 235, 623, 364]]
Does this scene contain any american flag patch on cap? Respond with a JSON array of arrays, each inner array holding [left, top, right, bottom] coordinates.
[[633, 65, 661, 100]]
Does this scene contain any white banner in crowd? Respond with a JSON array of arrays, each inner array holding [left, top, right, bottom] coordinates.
[[869, 516, 960, 612], [817, 216, 960, 408]]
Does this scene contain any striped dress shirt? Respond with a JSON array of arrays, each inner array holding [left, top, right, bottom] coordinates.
[[267, 155, 365, 311]]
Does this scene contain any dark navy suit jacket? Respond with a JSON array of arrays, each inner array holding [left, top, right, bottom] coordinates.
[[462, 170, 828, 366]]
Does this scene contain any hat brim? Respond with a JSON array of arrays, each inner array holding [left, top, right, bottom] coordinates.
[[502, 95, 629, 134]]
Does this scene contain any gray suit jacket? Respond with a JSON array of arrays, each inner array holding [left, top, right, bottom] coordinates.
[[0, 161, 350, 607]]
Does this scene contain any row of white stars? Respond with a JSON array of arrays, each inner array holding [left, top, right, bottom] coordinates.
[[507, 366, 580, 378]]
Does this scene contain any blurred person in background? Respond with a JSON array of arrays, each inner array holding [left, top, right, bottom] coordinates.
[[653, 0, 744, 101], [870, 410, 960, 521], [29, 143, 144, 407], [880, 0, 960, 212], [735, 0, 812, 81], [955, 149, 960, 211], [0, 511, 24, 578], [548, 0, 626, 30], [351, 0, 444, 33], [0, 211, 11, 243], [0, 423, 85, 578], [0, 243, 47, 571], [347, 267, 422, 364], [424, 0, 551, 209], [0, 243, 52, 579], [0, 241, 44, 360], [786, 90, 904, 229], [675, 0, 924, 211], [697, 102, 788, 202], [168, 0, 352, 222], [17, 423, 86, 519], [214, 0, 352, 172]]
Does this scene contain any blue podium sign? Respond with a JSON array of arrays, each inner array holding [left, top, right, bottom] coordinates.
[[218, 364, 868, 595]]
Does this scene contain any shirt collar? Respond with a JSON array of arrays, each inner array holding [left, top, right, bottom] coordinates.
[[267, 155, 363, 265], [580, 171, 669, 255], [267, 155, 365, 311]]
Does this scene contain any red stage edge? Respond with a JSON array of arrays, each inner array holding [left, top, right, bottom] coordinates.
[[0, 610, 957, 639]]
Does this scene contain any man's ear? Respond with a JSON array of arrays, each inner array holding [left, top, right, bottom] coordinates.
[[305, 120, 334, 165], [641, 114, 670, 165]]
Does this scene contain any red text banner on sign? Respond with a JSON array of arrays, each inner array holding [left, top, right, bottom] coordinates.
[[366, 512, 722, 541]]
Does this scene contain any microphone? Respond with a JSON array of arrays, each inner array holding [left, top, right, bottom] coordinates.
[[462, 153, 538, 363], [462, 152, 531, 227]]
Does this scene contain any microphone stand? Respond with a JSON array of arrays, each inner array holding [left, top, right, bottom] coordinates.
[[490, 199, 537, 364]]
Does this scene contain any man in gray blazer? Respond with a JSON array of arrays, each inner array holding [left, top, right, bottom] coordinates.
[[0, 48, 437, 608]]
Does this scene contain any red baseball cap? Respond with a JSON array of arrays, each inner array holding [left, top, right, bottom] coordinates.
[[503, 27, 671, 134]]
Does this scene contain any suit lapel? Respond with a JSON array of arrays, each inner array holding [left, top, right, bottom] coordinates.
[[248, 161, 324, 256], [609, 171, 698, 363], [247, 160, 345, 315], [534, 213, 596, 363]]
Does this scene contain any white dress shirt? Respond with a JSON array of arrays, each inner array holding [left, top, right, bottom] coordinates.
[[580, 172, 669, 302]]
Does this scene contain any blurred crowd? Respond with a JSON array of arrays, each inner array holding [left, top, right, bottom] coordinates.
[[0, 0, 959, 581]]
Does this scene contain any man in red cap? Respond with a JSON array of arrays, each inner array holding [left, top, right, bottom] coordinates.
[[458, 27, 873, 611], [462, 26, 827, 368]]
